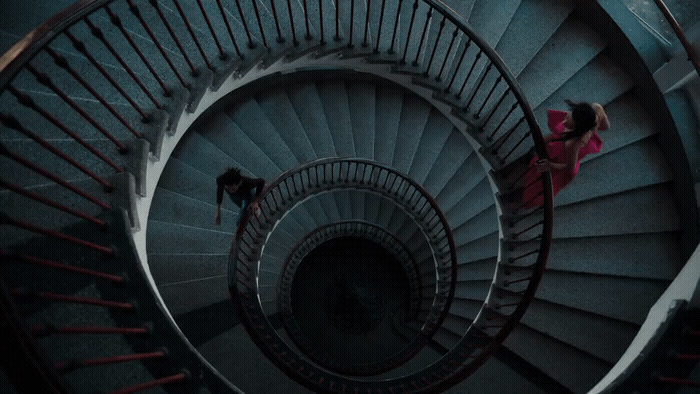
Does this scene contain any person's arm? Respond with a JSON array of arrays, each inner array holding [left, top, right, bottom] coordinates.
[[535, 143, 583, 173], [592, 103, 610, 131], [215, 177, 224, 225], [248, 178, 265, 216]]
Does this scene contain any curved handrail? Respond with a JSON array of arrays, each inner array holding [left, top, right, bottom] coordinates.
[[653, 0, 700, 77], [0, 0, 556, 392], [277, 220, 424, 375], [0, 0, 109, 92]]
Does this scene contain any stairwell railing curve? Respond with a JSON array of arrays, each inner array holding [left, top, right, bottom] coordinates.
[[277, 220, 424, 376], [0, 0, 557, 392]]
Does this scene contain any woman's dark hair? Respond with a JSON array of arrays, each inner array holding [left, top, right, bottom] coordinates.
[[219, 167, 243, 186], [557, 100, 597, 141]]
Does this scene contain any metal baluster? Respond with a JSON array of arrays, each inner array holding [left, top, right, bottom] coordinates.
[[436, 27, 458, 81], [489, 103, 519, 140], [83, 17, 161, 109], [0, 180, 106, 228], [125, 0, 189, 88], [0, 143, 111, 207], [286, 0, 299, 46], [446, 37, 471, 92], [1, 215, 113, 255], [63, 30, 148, 121], [492, 117, 525, 153], [43, 48, 142, 138], [388, 0, 403, 54], [482, 87, 511, 126], [348, 0, 355, 48], [424, 15, 445, 76], [413, 8, 432, 66], [0, 113, 112, 189], [104, 6, 173, 95], [0, 252, 124, 283], [302, 0, 312, 40], [251, 0, 269, 48], [7, 86, 123, 171], [465, 62, 493, 111], [216, 0, 244, 58], [334, 0, 341, 41], [149, 0, 198, 74], [172, 0, 213, 70], [457, 50, 482, 99], [400, 0, 419, 65], [501, 131, 531, 163], [374, 0, 387, 53], [25, 64, 129, 151], [362, 0, 372, 47], [269, 0, 285, 43], [234, 0, 257, 49], [319, 0, 325, 44], [196, 0, 226, 60]]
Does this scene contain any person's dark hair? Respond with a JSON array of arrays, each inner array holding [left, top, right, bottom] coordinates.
[[219, 167, 243, 186], [557, 100, 597, 141]]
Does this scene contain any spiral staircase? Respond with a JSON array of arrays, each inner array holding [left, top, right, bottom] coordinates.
[[1, 0, 699, 393]]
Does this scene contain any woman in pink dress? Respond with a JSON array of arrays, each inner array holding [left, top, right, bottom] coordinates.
[[521, 100, 610, 208]]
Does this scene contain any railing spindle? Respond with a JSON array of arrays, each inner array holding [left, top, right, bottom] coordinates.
[[457, 50, 482, 99], [7, 86, 123, 171], [362, 0, 372, 47], [413, 8, 432, 66], [104, 6, 173, 95], [446, 37, 470, 92], [388, 0, 403, 54], [171, 0, 213, 70], [374, 0, 387, 53], [196, 0, 227, 60], [401, 0, 419, 65], [424, 16, 445, 76], [251, 0, 269, 48], [269, 0, 285, 43], [125, 1, 189, 88], [63, 30, 148, 120], [286, 0, 299, 46], [216, 0, 244, 58], [465, 62, 492, 111]]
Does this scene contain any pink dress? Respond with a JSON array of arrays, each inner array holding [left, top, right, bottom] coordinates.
[[521, 110, 602, 208]]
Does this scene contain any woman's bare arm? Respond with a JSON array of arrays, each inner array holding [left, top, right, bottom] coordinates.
[[592, 103, 610, 131]]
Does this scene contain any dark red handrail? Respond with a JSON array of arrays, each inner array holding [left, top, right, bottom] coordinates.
[[653, 0, 700, 77]]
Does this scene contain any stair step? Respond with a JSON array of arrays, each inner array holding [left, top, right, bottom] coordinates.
[[227, 98, 298, 171], [150, 186, 235, 229], [518, 298, 639, 364], [197, 325, 310, 393], [534, 270, 669, 324], [257, 88, 318, 164], [443, 176, 494, 228], [458, 231, 500, 264], [556, 137, 672, 206], [517, 18, 607, 109], [434, 152, 485, 214], [407, 111, 455, 184], [347, 82, 377, 159], [503, 323, 611, 393], [317, 80, 355, 156], [148, 252, 228, 287], [374, 85, 405, 165], [287, 83, 336, 157], [146, 220, 232, 254], [392, 94, 432, 174], [495, 0, 575, 77], [421, 131, 475, 197], [533, 54, 634, 127], [468, 0, 522, 47], [447, 356, 547, 394], [553, 184, 679, 238], [547, 232, 683, 280], [453, 204, 499, 246], [457, 257, 498, 281], [158, 274, 229, 317]]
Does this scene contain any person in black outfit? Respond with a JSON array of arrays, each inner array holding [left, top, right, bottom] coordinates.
[[215, 168, 265, 229]]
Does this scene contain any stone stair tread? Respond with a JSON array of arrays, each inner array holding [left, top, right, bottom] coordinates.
[[503, 323, 612, 393], [287, 83, 336, 157], [534, 270, 669, 325], [347, 82, 377, 160], [392, 94, 433, 174], [547, 232, 684, 280], [552, 184, 680, 238], [517, 298, 639, 364], [452, 204, 499, 247], [447, 356, 547, 394], [146, 219, 233, 254], [468, 0, 522, 47], [495, 0, 575, 78], [317, 80, 356, 156], [148, 252, 228, 287], [157, 274, 229, 317]]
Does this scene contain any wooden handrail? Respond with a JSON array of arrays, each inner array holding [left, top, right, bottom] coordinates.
[[653, 0, 700, 77]]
